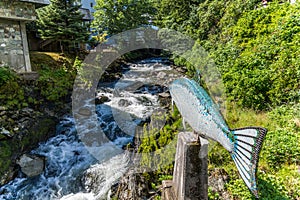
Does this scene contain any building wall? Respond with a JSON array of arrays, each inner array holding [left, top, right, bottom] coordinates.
[[81, 0, 96, 14], [0, 1, 36, 21], [0, 1, 40, 72], [0, 19, 27, 72]]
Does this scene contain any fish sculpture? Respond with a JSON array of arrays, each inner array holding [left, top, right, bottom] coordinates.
[[169, 77, 267, 198]]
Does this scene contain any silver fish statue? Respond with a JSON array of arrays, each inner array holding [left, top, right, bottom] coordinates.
[[169, 77, 267, 198]]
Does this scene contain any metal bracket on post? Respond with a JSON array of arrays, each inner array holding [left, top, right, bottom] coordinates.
[[162, 132, 209, 200]]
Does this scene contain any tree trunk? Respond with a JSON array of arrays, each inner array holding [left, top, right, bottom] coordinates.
[[60, 41, 64, 54]]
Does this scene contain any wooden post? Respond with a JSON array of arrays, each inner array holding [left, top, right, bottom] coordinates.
[[20, 21, 32, 72], [162, 132, 208, 200]]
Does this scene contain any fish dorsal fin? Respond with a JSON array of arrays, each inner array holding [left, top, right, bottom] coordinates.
[[182, 117, 186, 130]]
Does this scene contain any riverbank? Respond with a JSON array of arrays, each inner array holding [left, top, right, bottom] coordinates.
[[0, 52, 77, 185], [0, 52, 186, 199], [0, 50, 168, 187]]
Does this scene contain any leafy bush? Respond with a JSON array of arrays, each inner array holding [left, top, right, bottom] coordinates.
[[227, 166, 300, 199], [264, 129, 300, 168], [263, 105, 300, 168], [33, 54, 80, 102], [0, 67, 27, 109], [0, 66, 17, 85], [37, 68, 75, 102], [218, 2, 300, 109]]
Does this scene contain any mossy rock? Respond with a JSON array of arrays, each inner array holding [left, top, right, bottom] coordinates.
[[0, 115, 58, 186], [20, 116, 58, 152]]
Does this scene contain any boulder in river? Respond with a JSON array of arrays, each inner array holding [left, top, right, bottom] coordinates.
[[95, 95, 110, 104], [118, 99, 132, 107], [17, 154, 45, 177]]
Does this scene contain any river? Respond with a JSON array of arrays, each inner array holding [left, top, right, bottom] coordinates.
[[0, 57, 182, 200]]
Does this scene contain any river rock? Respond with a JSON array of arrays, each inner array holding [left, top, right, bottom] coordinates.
[[157, 71, 167, 79], [122, 81, 144, 92], [153, 63, 163, 68], [136, 96, 152, 106], [158, 92, 170, 99], [82, 154, 130, 197], [149, 108, 167, 131], [0, 127, 13, 139], [158, 92, 171, 108], [95, 95, 110, 104], [17, 154, 45, 177], [118, 99, 132, 107], [111, 169, 150, 200], [0, 110, 6, 117], [78, 107, 92, 116], [20, 108, 34, 116]]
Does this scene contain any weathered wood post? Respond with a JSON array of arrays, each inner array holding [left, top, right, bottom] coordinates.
[[162, 132, 208, 200]]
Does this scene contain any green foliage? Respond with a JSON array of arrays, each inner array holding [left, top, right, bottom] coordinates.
[[0, 68, 26, 110], [36, 0, 89, 52], [264, 129, 299, 168], [154, 0, 200, 33], [37, 68, 74, 101], [0, 141, 12, 178], [208, 186, 221, 200], [137, 108, 182, 196], [29, 52, 79, 102], [140, 1, 300, 199], [217, 2, 300, 109], [72, 56, 83, 73], [0, 67, 17, 85], [1, 52, 80, 110], [227, 167, 300, 200], [92, 0, 155, 35], [262, 105, 300, 168], [219, 103, 300, 199], [156, 0, 300, 109]]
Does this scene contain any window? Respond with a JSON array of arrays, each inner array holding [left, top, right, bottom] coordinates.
[[90, 2, 93, 7]]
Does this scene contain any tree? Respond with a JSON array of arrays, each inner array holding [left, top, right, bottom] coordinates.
[[92, 0, 156, 35], [154, 0, 201, 33], [36, 0, 89, 53]]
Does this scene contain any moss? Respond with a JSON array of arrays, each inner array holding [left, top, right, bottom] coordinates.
[[30, 52, 74, 71], [20, 117, 58, 152], [0, 141, 13, 177]]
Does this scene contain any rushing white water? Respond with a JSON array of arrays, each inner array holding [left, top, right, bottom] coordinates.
[[0, 58, 178, 200]]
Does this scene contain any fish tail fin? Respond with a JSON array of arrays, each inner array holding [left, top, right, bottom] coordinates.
[[230, 127, 267, 198]]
